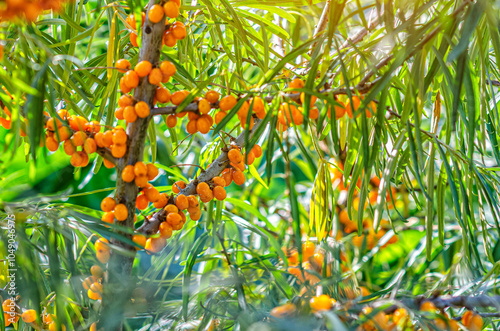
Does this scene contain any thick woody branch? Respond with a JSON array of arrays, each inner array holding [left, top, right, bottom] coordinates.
[[137, 117, 262, 235]]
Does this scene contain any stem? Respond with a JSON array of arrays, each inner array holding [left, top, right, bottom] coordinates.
[[99, 0, 165, 329]]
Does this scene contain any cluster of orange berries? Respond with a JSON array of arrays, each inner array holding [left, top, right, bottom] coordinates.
[[215, 94, 267, 129], [0, 0, 66, 22], [284, 241, 332, 286], [126, 0, 185, 48], [2, 298, 67, 330], [43, 110, 114, 167], [95, 237, 110, 264], [82, 265, 104, 301], [121, 161, 159, 188]]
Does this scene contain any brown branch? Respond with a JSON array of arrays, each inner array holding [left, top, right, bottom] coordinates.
[[310, 0, 332, 53], [137, 117, 262, 235]]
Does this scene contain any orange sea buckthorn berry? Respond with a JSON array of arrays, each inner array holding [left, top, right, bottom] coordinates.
[[186, 120, 197, 134], [166, 115, 177, 128], [45, 136, 59, 152], [114, 204, 128, 221], [302, 241, 316, 261], [308, 107, 319, 120], [56, 126, 72, 142], [172, 21, 187, 40], [145, 237, 166, 254], [91, 266, 104, 279], [135, 61, 152, 78], [122, 165, 135, 182], [84, 138, 97, 154], [63, 140, 75, 155], [198, 98, 211, 114], [163, 1, 179, 18], [146, 163, 159, 181], [71, 130, 87, 147], [156, 87, 171, 103], [135, 175, 149, 188], [148, 4, 164, 23], [221, 169, 232, 186], [112, 130, 127, 145], [345, 95, 361, 119], [153, 193, 168, 208], [392, 308, 407, 324], [136, 194, 149, 210], [462, 311, 483, 331], [133, 234, 147, 249], [149, 68, 163, 85], [145, 186, 160, 202], [120, 77, 132, 93], [135, 101, 150, 118], [289, 78, 304, 91], [420, 301, 437, 312], [22, 309, 37, 323], [111, 144, 127, 158], [163, 30, 177, 47], [101, 197, 116, 212], [175, 194, 189, 210], [214, 111, 226, 124], [187, 195, 199, 208], [205, 90, 219, 103], [300, 93, 318, 108], [124, 105, 138, 123], [101, 211, 114, 224], [134, 162, 148, 177], [159, 222, 173, 238], [171, 90, 188, 106], [165, 204, 179, 214], [69, 116, 88, 131], [166, 212, 182, 225], [160, 61, 176, 77], [116, 59, 131, 73], [196, 115, 212, 134], [87, 288, 101, 300], [123, 70, 140, 89], [251, 144, 262, 158], [270, 303, 297, 318], [130, 32, 138, 47], [228, 148, 243, 163], [70, 151, 84, 167], [212, 176, 226, 187], [219, 95, 237, 111], [213, 186, 226, 201], [95, 238, 109, 253], [196, 182, 210, 195], [309, 294, 334, 311], [233, 170, 245, 185]]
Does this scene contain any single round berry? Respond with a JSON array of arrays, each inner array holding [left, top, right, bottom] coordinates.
[[101, 197, 116, 212], [134, 162, 148, 177], [213, 186, 226, 201], [219, 95, 237, 111], [116, 59, 131, 73], [135, 61, 153, 78], [122, 165, 135, 182], [135, 101, 150, 118], [163, 1, 179, 18], [148, 4, 164, 23], [114, 204, 128, 221], [160, 61, 176, 77]]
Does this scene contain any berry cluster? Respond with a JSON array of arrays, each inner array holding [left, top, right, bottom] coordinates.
[[215, 94, 267, 129], [0, 0, 66, 22], [2, 298, 67, 330], [83, 265, 104, 301]]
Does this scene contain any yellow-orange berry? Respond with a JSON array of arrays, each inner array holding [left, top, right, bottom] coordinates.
[[163, 30, 177, 47], [270, 303, 297, 318], [212, 176, 225, 187], [233, 170, 245, 185], [171, 90, 188, 105], [251, 144, 262, 158], [198, 98, 211, 114], [159, 221, 173, 238], [135, 61, 152, 78], [309, 294, 333, 311], [145, 186, 160, 202], [130, 32, 138, 47], [136, 194, 149, 210], [111, 144, 127, 158], [101, 197, 116, 212], [145, 237, 166, 254], [153, 193, 168, 208], [302, 241, 316, 261], [134, 162, 148, 177], [214, 111, 226, 124], [166, 114, 177, 128], [175, 194, 189, 210], [213, 186, 226, 200], [101, 211, 114, 224], [148, 4, 164, 23], [133, 234, 147, 249], [84, 138, 97, 154], [156, 87, 171, 103], [122, 165, 135, 182], [196, 182, 210, 195], [116, 59, 131, 73], [135, 101, 150, 118], [114, 204, 128, 221], [172, 180, 186, 193], [135, 175, 148, 188], [289, 78, 304, 91], [219, 95, 237, 111], [146, 163, 159, 181], [163, 1, 179, 18], [420, 301, 437, 312], [123, 70, 140, 89], [91, 265, 104, 278], [205, 90, 220, 103], [172, 21, 187, 40], [160, 61, 176, 77], [124, 105, 137, 123], [22, 309, 37, 323], [148, 68, 163, 85], [228, 149, 243, 163]]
